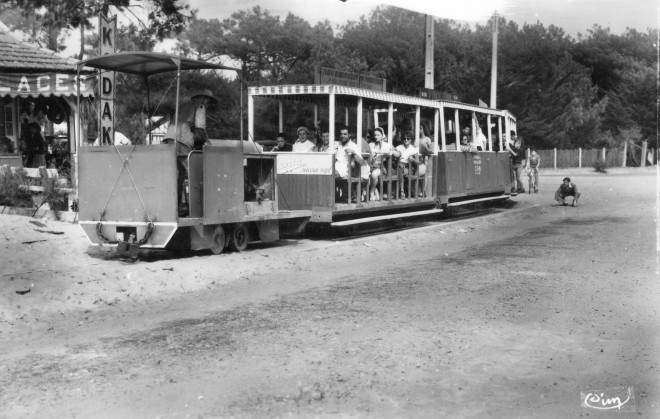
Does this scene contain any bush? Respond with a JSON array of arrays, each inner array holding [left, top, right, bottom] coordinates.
[[35, 175, 68, 212], [593, 158, 608, 173], [0, 168, 31, 207]]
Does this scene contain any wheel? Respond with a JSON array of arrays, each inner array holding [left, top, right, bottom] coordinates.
[[228, 223, 249, 252], [209, 225, 227, 255]]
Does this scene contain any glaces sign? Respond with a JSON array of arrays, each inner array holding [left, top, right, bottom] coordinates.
[[0, 73, 95, 97]]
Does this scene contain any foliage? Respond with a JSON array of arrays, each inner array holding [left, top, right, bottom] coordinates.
[[593, 158, 608, 173], [0, 168, 30, 207], [180, 8, 316, 85], [5, 1, 653, 151], [0, 0, 193, 57], [32, 176, 68, 215], [0, 168, 68, 212]]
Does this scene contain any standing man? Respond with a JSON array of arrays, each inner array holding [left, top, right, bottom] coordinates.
[[292, 126, 315, 152], [335, 126, 366, 202], [164, 89, 217, 216], [508, 132, 525, 194]]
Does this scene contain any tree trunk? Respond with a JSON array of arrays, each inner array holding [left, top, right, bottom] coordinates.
[[47, 24, 59, 51]]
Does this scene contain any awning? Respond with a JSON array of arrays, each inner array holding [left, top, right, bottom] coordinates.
[[77, 52, 241, 76], [0, 72, 97, 98]]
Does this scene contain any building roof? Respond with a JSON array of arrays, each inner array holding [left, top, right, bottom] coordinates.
[[0, 20, 80, 72]]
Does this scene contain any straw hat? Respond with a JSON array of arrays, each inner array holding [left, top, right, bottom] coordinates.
[[191, 89, 218, 103]]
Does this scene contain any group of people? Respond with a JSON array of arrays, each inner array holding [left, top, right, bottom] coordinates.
[[269, 123, 431, 202], [269, 124, 580, 207], [336, 125, 431, 202], [508, 132, 580, 206]]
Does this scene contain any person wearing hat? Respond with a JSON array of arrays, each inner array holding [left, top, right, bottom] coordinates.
[[292, 126, 315, 152], [163, 89, 217, 215], [164, 89, 217, 149]]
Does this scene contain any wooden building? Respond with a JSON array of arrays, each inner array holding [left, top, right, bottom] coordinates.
[[0, 21, 95, 178]]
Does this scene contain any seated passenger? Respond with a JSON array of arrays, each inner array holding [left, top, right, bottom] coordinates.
[[459, 126, 473, 152], [292, 126, 315, 152], [395, 131, 422, 198], [555, 177, 580, 206], [313, 129, 331, 152], [335, 126, 367, 203], [368, 127, 400, 201], [271, 133, 292, 152]]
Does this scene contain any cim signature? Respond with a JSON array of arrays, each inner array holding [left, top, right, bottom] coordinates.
[[583, 387, 633, 410]]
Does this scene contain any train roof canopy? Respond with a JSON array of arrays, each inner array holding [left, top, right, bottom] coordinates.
[[77, 52, 241, 76], [249, 84, 513, 119]]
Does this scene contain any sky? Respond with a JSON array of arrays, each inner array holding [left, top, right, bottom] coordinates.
[[189, 0, 658, 37]]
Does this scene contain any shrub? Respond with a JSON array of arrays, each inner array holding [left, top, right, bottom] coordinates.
[[33, 175, 68, 213], [0, 168, 31, 207], [593, 158, 608, 173]]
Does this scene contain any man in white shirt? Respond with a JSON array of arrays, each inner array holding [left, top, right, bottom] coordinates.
[[292, 126, 315, 152], [334, 126, 366, 202]]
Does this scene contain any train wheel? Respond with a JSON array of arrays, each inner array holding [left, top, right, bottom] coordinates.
[[210, 225, 227, 255], [228, 223, 249, 252]]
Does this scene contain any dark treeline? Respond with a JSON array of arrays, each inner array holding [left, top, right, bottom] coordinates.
[[5, 4, 654, 150], [178, 6, 656, 150]]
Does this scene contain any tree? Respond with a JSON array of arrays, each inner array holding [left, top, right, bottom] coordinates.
[[181, 7, 319, 85], [0, 0, 193, 58], [339, 7, 426, 95]]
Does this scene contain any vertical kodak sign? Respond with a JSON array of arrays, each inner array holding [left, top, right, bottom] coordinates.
[[99, 14, 117, 145]]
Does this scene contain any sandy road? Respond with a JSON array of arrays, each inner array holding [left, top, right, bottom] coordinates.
[[0, 168, 657, 418]]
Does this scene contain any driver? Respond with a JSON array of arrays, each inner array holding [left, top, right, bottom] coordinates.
[[163, 89, 217, 216]]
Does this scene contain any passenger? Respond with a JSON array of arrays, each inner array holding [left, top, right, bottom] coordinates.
[[418, 124, 433, 160], [356, 132, 373, 182], [508, 132, 525, 194], [335, 126, 366, 203], [365, 129, 375, 144], [368, 127, 400, 201], [312, 129, 331, 152], [23, 122, 46, 168], [395, 130, 421, 198], [271, 133, 292, 152], [459, 125, 474, 152], [292, 126, 315, 152], [471, 112, 486, 151], [555, 177, 580, 206], [528, 149, 540, 192], [490, 130, 501, 152]]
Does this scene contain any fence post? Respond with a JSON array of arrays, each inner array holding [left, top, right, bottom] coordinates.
[[622, 141, 627, 167], [602, 147, 606, 163], [641, 141, 648, 167], [554, 148, 557, 170], [579, 148, 582, 168]]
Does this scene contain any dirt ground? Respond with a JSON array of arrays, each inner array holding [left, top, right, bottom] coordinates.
[[0, 166, 657, 418]]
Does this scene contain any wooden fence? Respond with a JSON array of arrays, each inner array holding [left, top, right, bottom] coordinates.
[[533, 147, 655, 169]]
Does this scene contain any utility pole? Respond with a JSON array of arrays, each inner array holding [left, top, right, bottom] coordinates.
[[490, 11, 498, 109], [424, 14, 434, 89]]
